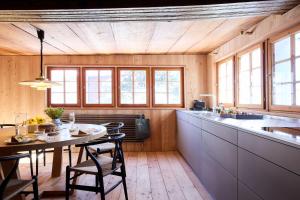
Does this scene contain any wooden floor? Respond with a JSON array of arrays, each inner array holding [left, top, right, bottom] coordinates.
[[19, 151, 211, 200]]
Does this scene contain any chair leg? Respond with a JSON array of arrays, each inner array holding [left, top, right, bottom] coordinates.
[[109, 150, 113, 157], [43, 150, 46, 166], [32, 176, 39, 200], [95, 175, 99, 194], [35, 150, 39, 176], [121, 166, 128, 200], [68, 145, 72, 167], [65, 166, 70, 200], [99, 177, 105, 200], [29, 150, 34, 177]]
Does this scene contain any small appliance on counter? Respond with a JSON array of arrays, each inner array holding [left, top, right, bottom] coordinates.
[[191, 100, 206, 111]]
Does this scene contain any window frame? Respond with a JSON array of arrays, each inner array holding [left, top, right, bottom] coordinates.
[[236, 43, 264, 109], [268, 26, 300, 112], [216, 56, 235, 107], [151, 67, 185, 108], [117, 67, 150, 107], [47, 67, 81, 107], [82, 67, 115, 107]]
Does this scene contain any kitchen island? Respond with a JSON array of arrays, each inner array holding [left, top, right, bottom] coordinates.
[[176, 110, 300, 200]]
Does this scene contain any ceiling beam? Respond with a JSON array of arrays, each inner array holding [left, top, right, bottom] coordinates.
[[0, 0, 298, 22]]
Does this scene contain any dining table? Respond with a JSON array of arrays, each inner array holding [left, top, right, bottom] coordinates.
[[0, 123, 107, 199]]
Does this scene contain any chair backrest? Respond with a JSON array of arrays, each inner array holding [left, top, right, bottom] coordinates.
[[103, 122, 124, 134], [0, 153, 30, 199], [77, 133, 126, 175], [0, 124, 15, 128]]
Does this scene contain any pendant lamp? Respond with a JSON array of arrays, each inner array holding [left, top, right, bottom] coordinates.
[[19, 29, 60, 90]]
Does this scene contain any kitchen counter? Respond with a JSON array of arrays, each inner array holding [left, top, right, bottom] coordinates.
[[178, 110, 300, 148]]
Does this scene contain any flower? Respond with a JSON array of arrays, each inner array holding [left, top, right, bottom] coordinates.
[[26, 118, 37, 125], [35, 116, 46, 124]]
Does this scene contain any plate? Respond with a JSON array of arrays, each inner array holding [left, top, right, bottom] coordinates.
[[5, 137, 36, 145]]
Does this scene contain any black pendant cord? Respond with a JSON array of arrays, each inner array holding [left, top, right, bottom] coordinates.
[[37, 29, 44, 78]]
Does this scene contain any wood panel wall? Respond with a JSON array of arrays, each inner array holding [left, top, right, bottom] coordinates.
[[0, 54, 207, 151]]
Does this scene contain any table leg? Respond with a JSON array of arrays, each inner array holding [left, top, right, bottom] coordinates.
[[51, 147, 63, 177]]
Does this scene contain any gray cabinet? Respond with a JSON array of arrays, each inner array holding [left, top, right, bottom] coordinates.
[[238, 182, 262, 200], [238, 148, 300, 200]]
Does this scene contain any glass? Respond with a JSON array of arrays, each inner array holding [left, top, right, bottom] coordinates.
[[226, 89, 233, 103], [134, 93, 147, 104], [251, 68, 261, 86], [86, 70, 98, 82], [100, 82, 112, 93], [296, 58, 300, 81], [99, 70, 112, 81], [240, 53, 250, 71], [51, 93, 64, 104], [239, 86, 250, 104], [51, 70, 64, 81], [239, 71, 250, 87], [251, 86, 261, 104], [120, 71, 133, 82], [168, 82, 180, 95], [51, 82, 64, 93], [120, 81, 132, 93], [65, 93, 77, 104], [274, 37, 290, 62], [273, 61, 292, 83], [155, 71, 167, 81], [155, 93, 167, 104], [69, 112, 75, 129], [86, 81, 98, 93], [169, 93, 180, 104], [272, 83, 292, 105], [296, 83, 300, 105], [65, 70, 77, 81], [120, 93, 133, 104], [86, 93, 98, 104], [100, 93, 112, 104], [14, 113, 27, 135], [226, 76, 233, 90], [168, 71, 180, 81], [65, 82, 77, 93], [226, 61, 233, 75], [155, 81, 167, 93], [134, 82, 146, 93], [134, 71, 146, 82], [252, 48, 261, 68], [295, 32, 300, 56]]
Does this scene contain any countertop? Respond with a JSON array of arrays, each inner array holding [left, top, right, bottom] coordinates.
[[177, 110, 300, 149]]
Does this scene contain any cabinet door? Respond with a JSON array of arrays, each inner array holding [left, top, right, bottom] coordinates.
[[238, 148, 300, 200], [202, 130, 237, 177], [238, 182, 262, 200], [202, 119, 237, 144], [200, 151, 237, 200]]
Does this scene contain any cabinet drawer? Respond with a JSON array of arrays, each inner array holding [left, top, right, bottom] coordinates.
[[238, 148, 300, 200], [202, 119, 237, 144], [238, 182, 262, 200], [202, 130, 237, 177], [189, 115, 202, 129], [176, 111, 189, 121], [238, 130, 300, 175]]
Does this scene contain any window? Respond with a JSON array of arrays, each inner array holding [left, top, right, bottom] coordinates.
[[83, 68, 114, 107], [47, 67, 80, 107], [270, 30, 300, 110], [237, 45, 263, 108], [152, 68, 184, 107], [117, 68, 149, 107], [217, 58, 234, 106]]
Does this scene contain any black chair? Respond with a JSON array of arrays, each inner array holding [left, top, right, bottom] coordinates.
[[0, 153, 39, 200], [87, 122, 124, 159], [66, 133, 128, 200]]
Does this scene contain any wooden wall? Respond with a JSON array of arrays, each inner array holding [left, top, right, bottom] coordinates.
[[0, 54, 207, 151], [206, 5, 300, 112]]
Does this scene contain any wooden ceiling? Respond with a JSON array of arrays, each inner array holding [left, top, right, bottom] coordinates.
[[0, 16, 265, 55]]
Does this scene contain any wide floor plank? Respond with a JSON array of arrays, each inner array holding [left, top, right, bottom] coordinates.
[[18, 151, 209, 200]]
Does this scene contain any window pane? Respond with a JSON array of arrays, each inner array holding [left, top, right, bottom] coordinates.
[[65, 70, 77, 81], [226, 89, 233, 103], [86, 81, 98, 93], [99, 70, 112, 81], [65, 93, 77, 104], [219, 63, 226, 77], [240, 53, 250, 71], [51, 70, 64, 81], [86, 93, 99, 104], [155, 93, 167, 104], [155, 81, 167, 93], [227, 76, 233, 90], [296, 83, 300, 106], [239, 71, 250, 87], [134, 82, 146, 93], [99, 93, 112, 104], [134, 93, 146, 104], [120, 82, 132, 93], [65, 82, 77, 93], [251, 68, 261, 86], [168, 71, 180, 81], [155, 71, 167, 81], [51, 82, 64, 93], [251, 86, 261, 104], [273, 61, 292, 83], [168, 82, 180, 97], [100, 82, 112, 93], [169, 93, 180, 104], [239, 87, 250, 104], [226, 61, 233, 75], [252, 48, 261, 68], [134, 71, 146, 82], [120, 93, 133, 104], [120, 71, 132, 82], [296, 58, 300, 81], [274, 37, 290, 62], [272, 83, 292, 105], [295, 32, 300, 56], [51, 93, 64, 104], [86, 70, 98, 82]]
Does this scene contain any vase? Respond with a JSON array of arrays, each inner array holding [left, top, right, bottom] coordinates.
[[52, 118, 62, 126]]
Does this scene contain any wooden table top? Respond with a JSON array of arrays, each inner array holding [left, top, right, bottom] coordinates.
[[0, 123, 107, 154]]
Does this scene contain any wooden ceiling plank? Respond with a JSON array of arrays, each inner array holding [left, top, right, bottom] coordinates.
[[146, 21, 193, 53], [66, 22, 117, 54], [187, 16, 264, 53], [111, 22, 156, 53]]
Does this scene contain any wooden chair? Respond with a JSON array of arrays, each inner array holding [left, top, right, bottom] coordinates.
[[0, 153, 39, 200], [66, 133, 128, 200], [87, 122, 124, 158]]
